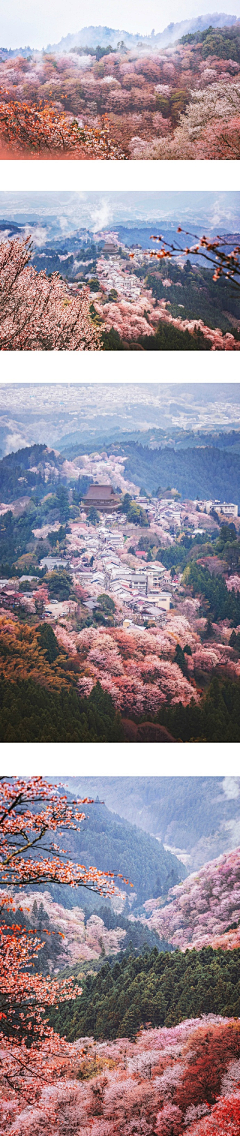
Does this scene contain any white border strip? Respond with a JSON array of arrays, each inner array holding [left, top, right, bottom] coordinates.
[[0, 742, 239, 775], [0, 353, 240, 383], [0, 160, 239, 191]]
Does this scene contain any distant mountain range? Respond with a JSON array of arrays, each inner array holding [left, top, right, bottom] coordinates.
[[0, 13, 239, 57]]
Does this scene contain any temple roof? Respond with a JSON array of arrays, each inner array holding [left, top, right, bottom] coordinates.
[[84, 484, 118, 500]]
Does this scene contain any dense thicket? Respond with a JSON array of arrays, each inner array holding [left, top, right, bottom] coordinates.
[[138, 324, 212, 351], [0, 443, 48, 499], [48, 944, 240, 1040], [184, 561, 240, 622], [143, 261, 240, 332], [0, 677, 123, 742], [157, 677, 240, 742], [181, 23, 240, 61]]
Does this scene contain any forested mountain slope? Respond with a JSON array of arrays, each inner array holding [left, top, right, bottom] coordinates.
[[62, 777, 240, 871], [114, 441, 240, 502], [49, 945, 240, 1040], [54, 798, 186, 909]]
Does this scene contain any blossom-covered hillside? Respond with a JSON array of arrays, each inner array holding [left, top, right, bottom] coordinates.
[[2, 1017, 240, 1135], [0, 24, 239, 158], [144, 846, 240, 950]]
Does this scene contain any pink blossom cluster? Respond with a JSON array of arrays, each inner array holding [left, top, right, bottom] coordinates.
[[6, 889, 126, 965], [144, 846, 240, 950], [0, 237, 101, 350], [53, 615, 240, 714], [2, 1016, 240, 1136], [95, 289, 240, 349], [69, 623, 199, 714], [226, 576, 240, 592]]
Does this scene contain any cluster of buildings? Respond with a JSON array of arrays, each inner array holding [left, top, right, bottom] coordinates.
[[194, 499, 238, 519], [97, 254, 142, 301], [1, 480, 239, 629]]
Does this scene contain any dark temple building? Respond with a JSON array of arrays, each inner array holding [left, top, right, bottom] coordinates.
[[83, 484, 120, 513]]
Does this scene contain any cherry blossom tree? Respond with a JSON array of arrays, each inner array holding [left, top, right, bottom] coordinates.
[[0, 237, 101, 350], [0, 776, 129, 1102], [74, 624, 199, 714], [0, 99, 125, 158]]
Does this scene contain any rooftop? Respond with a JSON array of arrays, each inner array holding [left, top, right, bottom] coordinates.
[[84, 484, 119, 500]]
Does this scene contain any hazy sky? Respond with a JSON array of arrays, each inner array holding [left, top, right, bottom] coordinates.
[[0, 192, 239, 237], [1, 0, 240, 49]]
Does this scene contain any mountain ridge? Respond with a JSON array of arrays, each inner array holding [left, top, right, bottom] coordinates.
[[1, 13, 239, 56], [45, 14, 239, 53]]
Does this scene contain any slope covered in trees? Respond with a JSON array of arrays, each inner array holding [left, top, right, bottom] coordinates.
[[114, 439, 240, 502], [0, 677, 123, 742], [58, 798, 185, 909], [144, 845, 240, 949], [183, 561, 240, 622], [1, 891, 166, 974], [1, 436, 240, 513], [48, 944, 240, 1040], [2, 776, 240, 1135], [0, 24, 239, 159], [157, 677, 240, 742]]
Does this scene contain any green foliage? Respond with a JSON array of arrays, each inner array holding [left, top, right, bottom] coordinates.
[[87, 506, 100, 525], [108, 288, 118, 301], [54, 484, 70, 521], [156, 86, 189, 124], [89, 278, 100, 291], [48, 944, 240, 1041], [229, 629, 240, 656], [184, 561, 240, 622], [95, 594, 116, 626], [138, 323, 212, 351], [48, 525, 66, 548], [101, 328, 125, 350], [46, 569, 73, 601], [218, 523, 237, 545], [180, 24, 240, 63], [174, 643, 191, 676], [0, 509, 36, 567], [72, 476, 92, 504], [0, 443, 47, 502], [0, 678, 124, 742], [157, 677, 240, 742], [0, 898, 63, 976], [37, 623, 61, 664], [121, 494, 148, 526], [144, 260, 240, 335]]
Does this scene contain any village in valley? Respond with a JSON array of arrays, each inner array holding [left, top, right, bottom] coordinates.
[[0, 446, 238, 631], [0, 382, 240, 739]]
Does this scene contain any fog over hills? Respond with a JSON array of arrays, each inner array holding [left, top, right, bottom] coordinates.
[[1, 13, 239, 56], [0, 384, 240, 457], [47, 13, 239, 53]]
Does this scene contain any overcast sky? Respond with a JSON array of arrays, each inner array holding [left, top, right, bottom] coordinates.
[[1, 0, 240, 49], [0, 192, 239, 237]]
